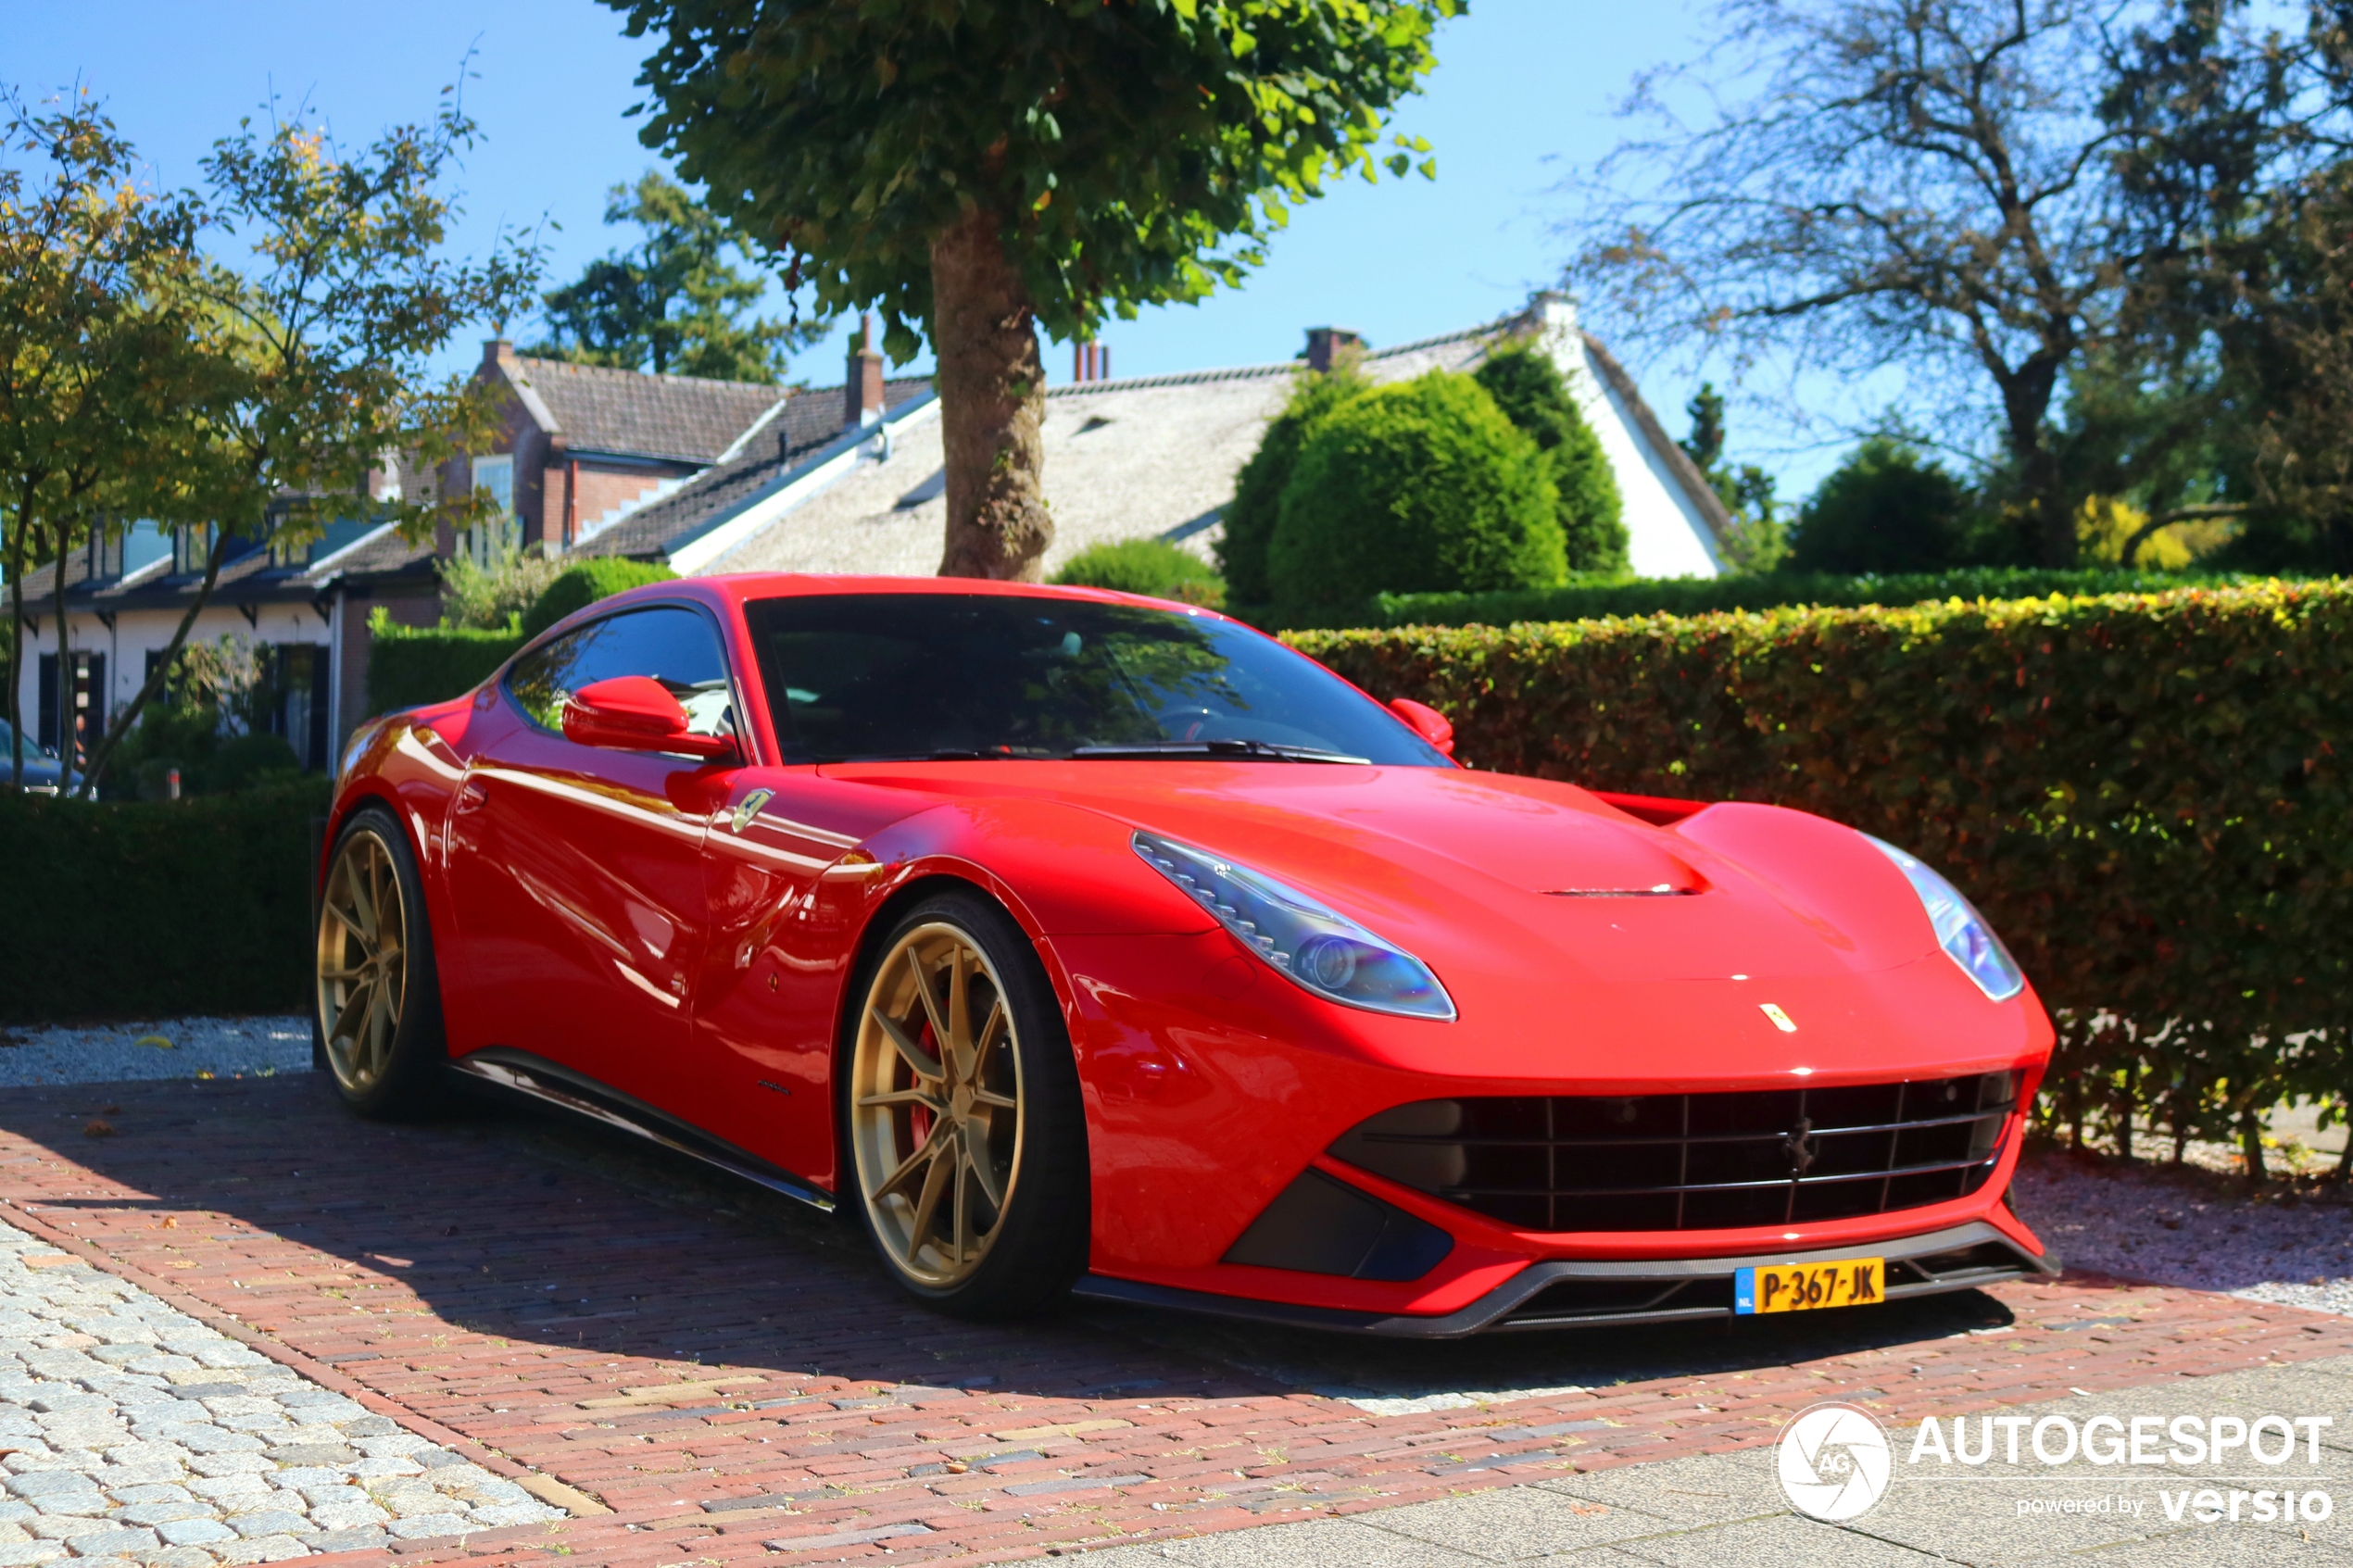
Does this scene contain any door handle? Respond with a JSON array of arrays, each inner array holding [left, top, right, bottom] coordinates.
[[455, 778, 489, 815]]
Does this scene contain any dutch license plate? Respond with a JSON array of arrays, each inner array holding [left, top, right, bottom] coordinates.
[[1733, 1257, 1885, 1315]]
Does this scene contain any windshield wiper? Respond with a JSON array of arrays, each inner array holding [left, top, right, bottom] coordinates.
[[1068, 739, 1369, 764]]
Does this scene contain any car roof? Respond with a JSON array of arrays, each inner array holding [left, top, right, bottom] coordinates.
[[596, 572, 1238, 623]]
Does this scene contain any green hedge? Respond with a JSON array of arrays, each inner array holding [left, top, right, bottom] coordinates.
[[0, 782, 328, 1023], [1245, 566, 2306, 633], [1290, 581, 2353, 1164], [366, 610, 523, 716], [367, 560, 680, 716]]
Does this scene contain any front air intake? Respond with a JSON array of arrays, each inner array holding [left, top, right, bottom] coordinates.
[[1329, 1073, 2017, 1233]]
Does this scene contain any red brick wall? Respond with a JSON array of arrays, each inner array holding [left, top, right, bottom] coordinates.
[[572, 463, 688, 534]]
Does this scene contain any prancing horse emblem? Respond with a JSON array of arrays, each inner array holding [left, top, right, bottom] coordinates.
[[728, 788, 774, 834]]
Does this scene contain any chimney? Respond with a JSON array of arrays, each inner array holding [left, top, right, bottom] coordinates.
[[1304, 327, 1365, 373], [845, 314, 886, 428], [481, 337, 515, 372]]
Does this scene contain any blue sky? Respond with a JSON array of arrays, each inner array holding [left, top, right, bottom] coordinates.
[[9, 0, 1832, 492]]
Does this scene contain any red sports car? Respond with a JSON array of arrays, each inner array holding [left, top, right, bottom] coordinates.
[[317, 575, 2056, 1334]]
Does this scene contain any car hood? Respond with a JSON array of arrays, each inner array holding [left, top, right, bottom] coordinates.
[[820, 760, 1943, 985]]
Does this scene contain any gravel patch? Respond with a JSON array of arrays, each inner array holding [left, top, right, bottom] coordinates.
[[2012, 1148, 2353, 1316], [0, 1021, 310, 1089], [0, 1219, 562, 1562]]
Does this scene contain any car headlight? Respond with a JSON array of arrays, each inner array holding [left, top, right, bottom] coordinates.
[[1866, 836, 2024, 1001], [1131, 830, 1456, 1021]]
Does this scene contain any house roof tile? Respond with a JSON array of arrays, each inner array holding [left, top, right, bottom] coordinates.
[[573, 377, 931, 559], [507, 355, 789, 465]]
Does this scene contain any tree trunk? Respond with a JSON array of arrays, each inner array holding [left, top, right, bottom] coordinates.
[[5, 492, 28, 791], [51, 521, 72, 784], [931, 207, 1051, 581]]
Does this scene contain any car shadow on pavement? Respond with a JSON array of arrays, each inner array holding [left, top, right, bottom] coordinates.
[[0, 1072, 2015, 1409]]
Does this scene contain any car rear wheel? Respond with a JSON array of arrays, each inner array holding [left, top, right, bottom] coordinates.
[[315, 807, 447, 1118], [845, 889, 1088, 1317]]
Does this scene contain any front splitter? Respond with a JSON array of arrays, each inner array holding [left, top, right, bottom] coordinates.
[[1071, 1220, 2057, 1337]]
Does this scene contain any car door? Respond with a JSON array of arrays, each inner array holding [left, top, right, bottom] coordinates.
[[444, 603, 743, 1114]]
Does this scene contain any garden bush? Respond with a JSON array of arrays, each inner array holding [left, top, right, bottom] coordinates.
[[1268, 371, 1565, 605], [1291, 580, 2353, 1165], [519, 557, 678, 638], [1052, 538, 1226, 607], [1788, 437, 1971, 573], [1217, 365, 1366, 605], [1473, 342, 1629, 573], [0, 780, 327, 1022]]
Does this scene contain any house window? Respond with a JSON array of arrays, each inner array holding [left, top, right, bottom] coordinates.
[[465, 454, 519, 568]]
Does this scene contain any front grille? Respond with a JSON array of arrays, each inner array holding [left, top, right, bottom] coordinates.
[[1329, 1073, 2017, 1233]]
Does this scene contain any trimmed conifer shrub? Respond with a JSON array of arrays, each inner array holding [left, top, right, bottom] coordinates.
[[1267, 371, 1566, 605], [1216, 365, 1367, 604], [1473, 341, 1629, 573], [519, 558, 679, 637]]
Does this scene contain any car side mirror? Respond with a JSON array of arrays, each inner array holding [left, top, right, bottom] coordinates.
[[1387, 696, 1454, 758], [562, 675, 738, 763]]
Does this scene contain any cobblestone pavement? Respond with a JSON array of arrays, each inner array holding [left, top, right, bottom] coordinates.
[[0, 1222, 560, 1566], [6, 1073, 2353, 1567]]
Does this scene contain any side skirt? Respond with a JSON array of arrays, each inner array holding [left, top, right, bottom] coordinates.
[[448, 1047, 836, 1214]]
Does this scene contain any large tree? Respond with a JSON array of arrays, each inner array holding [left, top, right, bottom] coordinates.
[[0, 92, 213, 791], [610, 0, 1456, 580], [1, 87, 542, 797], [2102, 0, 2353, 571], [528, 169, 824, 381], [1567, 0, 2209, 566]]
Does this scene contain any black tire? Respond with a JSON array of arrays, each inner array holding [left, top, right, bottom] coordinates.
[[839, 886, 1089, 1318], [314, 805, 447, 1119]]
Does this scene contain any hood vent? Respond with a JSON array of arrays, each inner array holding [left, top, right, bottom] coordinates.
[[1544, 885, 1696, 897]]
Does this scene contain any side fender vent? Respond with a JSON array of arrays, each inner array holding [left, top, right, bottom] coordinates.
[[1223, 1169, 1453, 1283]]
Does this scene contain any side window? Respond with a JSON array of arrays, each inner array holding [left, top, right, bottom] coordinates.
[[506, 607, 736, 740]]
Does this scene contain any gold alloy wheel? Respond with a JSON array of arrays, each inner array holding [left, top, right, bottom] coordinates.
[[850, 923, 1025, 1287], [315, 828, 409, 1093]]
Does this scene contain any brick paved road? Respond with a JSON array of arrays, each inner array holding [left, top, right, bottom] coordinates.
[[3, 1074, 2350, 1566]]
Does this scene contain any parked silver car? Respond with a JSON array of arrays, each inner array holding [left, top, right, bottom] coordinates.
[[0, 720, 78, 795]]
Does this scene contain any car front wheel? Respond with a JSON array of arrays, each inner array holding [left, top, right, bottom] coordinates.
[[843, 889, 1088, 1317]]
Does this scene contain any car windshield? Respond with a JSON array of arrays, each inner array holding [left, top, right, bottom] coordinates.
[[743, 593, 1448, 767]]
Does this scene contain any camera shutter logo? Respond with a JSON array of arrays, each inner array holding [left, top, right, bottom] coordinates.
[[1777, 1402, 1893, 1521]]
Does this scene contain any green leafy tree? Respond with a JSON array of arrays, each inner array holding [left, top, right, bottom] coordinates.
[[1679, 383, 1788, 573], [59, 89, 542, 797], [1472, 340, 1626, 572], [1217, 362, 1367, 603], [0, 91, 214, 791], [1268, 370, 1564, 604], [529, 170, 824, 381], [1569, 0, 2224, 568], [1789, 437, 1969, 574], [610, 0, 1456, 581]]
